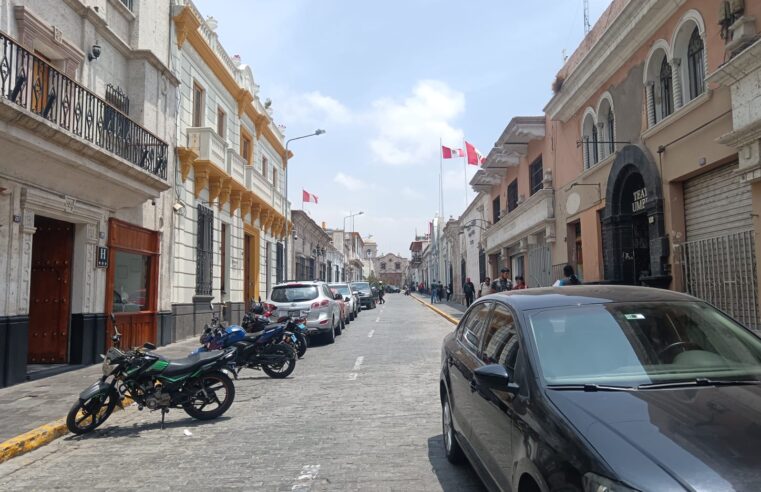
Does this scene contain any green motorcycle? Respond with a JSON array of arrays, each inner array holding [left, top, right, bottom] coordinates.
[[66, 314, 237, 434]]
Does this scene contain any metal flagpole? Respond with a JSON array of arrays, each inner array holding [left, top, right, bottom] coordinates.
[[463, 138, 469, 208], [439, 138, 444, 219]]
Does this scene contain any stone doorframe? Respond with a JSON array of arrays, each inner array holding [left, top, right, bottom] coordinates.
[[19, 187, 107, 317], [601, 145, 671, 287]]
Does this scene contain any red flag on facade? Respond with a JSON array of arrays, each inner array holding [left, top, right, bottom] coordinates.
[[302, 189, 319, 204], [465, 141, 483, 166], [441, 145, 464, 159]]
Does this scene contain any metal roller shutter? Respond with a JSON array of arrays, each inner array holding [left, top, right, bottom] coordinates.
[[684, 163, 752, 241]]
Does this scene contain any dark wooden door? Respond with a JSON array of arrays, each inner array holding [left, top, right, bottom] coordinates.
[[28, 216, 73, 363], [244, 233, 251, 309]]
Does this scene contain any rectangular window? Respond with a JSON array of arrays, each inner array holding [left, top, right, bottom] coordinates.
[[272, 167, 278, 191], [262, 156, 268, 178], [192, 83, 205, 127], [507, 179, 518, 212], [241, 131, 252, 164], [216, 107, 226, 137], [492, 196, 501, 224], [221, 223, 228, 295], [112, 251, 150, 312], [276, 243, 284, 284], [395, 262, 401, 270], [529, 157, 543, 196], [196, 206, 213, 295]]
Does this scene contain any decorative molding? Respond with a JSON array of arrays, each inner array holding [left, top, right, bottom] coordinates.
[[173, 5, 201, 49], [218, 178, 231, 208], [641, 89, 713, 140], [177, 146, 198, 182], [14, 6, 85, 79], [229, 190, 241, 215], [208, 175, 222, 203], [193, 161, 210, 198], [236, 89, 254, 118]]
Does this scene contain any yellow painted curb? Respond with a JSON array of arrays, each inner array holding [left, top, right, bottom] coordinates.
[[410, 295, 460, 325], [0, 396, 134, 465]]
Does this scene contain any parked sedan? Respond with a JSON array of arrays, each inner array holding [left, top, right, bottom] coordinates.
[[441, 285, 761, 492], [266, 281, 342, 344]]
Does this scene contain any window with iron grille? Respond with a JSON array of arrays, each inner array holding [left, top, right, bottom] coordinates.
[[659, 57, 673, 120], [120, 0, 134, 11], [507, 179, 518, 212], [529, 157, 543, 196], [687, 27, 705, 100], [492, 196, 501, 223], [196, 205, 214, 296]]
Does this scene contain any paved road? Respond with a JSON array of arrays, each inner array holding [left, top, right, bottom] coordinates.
[[0, 295, 484, 491]]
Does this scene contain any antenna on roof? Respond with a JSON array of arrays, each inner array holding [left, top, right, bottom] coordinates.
[[583, 0, 591, 35]]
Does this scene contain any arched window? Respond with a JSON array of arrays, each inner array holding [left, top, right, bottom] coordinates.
[[582, 111, 597, 169], [591, 124, 599, 164], [659, 57, 673, 120], [687, 27, 705, 100], [607, 109, 615, 155]]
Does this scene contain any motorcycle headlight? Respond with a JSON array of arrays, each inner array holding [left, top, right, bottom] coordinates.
[[101, 357, 118, 376], [583, 473, 638, 492]]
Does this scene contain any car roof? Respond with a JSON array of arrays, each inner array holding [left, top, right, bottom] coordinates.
[[479, 285, 699, 311], [273, 281, 324, 287]]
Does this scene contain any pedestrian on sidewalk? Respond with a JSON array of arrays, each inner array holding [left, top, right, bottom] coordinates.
[[494, 268, 513, 292], [514, 276, 527, 290], [446, 283, 452, 302], [463, 277, 475, 306], [430, 281, 439, 304], [437, 283, 445, 304], [554, 264, 582, 286], [478, 277, 491, 298]]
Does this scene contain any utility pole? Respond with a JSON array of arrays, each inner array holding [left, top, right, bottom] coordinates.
[[583, 0, 591, 35]]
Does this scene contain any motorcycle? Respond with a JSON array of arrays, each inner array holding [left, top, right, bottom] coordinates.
[[243, 300, 308, 359], [195, 303, 296, 379], [66, 314, 237, 435]]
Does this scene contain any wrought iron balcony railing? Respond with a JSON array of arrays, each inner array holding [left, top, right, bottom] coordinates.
[[0, 32, 167, 180]]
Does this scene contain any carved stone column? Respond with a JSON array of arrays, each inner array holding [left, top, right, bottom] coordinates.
[[646, 81, 656, 127], [670, 58, 683, 109], [15, 210, 36, 315], [596, 122, 607, 160]]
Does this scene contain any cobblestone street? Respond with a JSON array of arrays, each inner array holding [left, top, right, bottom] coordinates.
[[0, 296, 484, 491]]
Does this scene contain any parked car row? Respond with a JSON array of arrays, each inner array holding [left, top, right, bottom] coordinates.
[[441, 285, 761, 491]]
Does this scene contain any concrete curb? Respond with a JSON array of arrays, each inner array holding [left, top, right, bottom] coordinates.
[[0, 397, 133, 465], [410, 295, 460, 325]]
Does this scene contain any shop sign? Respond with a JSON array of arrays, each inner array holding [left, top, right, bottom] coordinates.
[[96, 246, 108, 268], [632, 187, 647, 213]]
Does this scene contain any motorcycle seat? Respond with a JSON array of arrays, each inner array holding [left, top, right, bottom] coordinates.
[[161, 350, 224, 376]]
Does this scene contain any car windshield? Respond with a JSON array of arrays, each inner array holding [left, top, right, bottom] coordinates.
[[528, 301, 761, 387], [271, 286, 319, 303], [331, 285, 351, 296], [352, 282, 371, 293]]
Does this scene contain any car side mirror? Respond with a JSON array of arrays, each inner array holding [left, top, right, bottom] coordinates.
[[474, 364, 519, 394], [143, 342, 156, 350], [334, 293, 342, 300], [344, 297, 350, 302]]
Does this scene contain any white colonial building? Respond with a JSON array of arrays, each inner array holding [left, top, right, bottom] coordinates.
[[0, 0, 177, 387], [170, 1, 289, 340]]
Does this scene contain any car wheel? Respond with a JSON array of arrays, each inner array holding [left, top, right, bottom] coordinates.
[[442, 395, 465, 465], [336, 318, 343, 336]]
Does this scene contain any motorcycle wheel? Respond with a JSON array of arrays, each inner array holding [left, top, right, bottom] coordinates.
[[297, 333, 308, 358], [261, 344, 296, 378], [66, 390, 117, 435], [182, 370, 235, 420]]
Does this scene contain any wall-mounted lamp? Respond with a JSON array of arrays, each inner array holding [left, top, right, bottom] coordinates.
[[88, 43, 102, 62]]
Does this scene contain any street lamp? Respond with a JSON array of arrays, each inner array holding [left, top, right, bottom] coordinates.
[[284, 129, 326, 279], [342, 211, 363, 281]]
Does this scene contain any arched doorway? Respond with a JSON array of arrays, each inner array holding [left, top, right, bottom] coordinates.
[[601, 145, 670, 287]]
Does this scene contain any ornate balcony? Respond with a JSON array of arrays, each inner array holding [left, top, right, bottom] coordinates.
[[0, 32, 169, 208], [187, 127, 226, 172], [482, 188, 555, 254]]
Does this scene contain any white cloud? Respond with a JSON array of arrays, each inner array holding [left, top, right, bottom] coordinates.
[[279, 91, 353, 125], [368, 80, 465, 166], [333, 172, 366, 191]]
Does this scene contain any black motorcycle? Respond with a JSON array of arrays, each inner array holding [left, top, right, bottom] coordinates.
[[66, 314, 237, 435], [243, 300, 308, 359]]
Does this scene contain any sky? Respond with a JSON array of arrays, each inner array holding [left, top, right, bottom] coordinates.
[[195, 0, 611, 257]]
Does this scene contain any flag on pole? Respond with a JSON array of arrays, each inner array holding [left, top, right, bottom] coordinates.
[[441, 145, 464, 159], [465, 141, 485, 166], [302, 189, 319, 204]]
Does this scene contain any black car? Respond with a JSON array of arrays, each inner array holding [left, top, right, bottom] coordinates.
[[350, 281, 377, 309], [440, 285, 761, 492]]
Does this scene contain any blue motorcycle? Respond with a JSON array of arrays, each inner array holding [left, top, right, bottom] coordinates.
[[244, 301, 308, 359], [194, 305, 296, 379]]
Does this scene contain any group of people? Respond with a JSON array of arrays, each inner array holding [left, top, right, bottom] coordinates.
[[428, 281, 453, 304], [461, 264, 580, 307]]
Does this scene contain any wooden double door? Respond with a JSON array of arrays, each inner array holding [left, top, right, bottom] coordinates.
[[28, 216, 73, 364]]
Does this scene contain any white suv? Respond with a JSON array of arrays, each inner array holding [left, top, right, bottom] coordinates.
[[266, 281, 343, 344]]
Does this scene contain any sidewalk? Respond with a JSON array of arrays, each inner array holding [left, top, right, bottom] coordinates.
[[0, 337, 199, 443], [411, 293, 466, 322]]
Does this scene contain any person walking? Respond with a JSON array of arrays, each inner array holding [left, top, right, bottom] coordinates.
[[554, 264, 582, 286], [494, 268, 513, 292], [478, 277, 491, 298], [438, 283, 445, 304], [446, 283, 453, 302], [513, 276, 527, 290], [430, 281, 439, 304], [463, 277, 476, 306]]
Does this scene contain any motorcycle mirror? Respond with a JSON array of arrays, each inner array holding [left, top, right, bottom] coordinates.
[[143, 342, 156, 350], [110, 313, 116, 324]]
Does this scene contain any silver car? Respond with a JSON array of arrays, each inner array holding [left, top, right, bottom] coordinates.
[[266, 281, 343, 344], [329, 283, 359, 321]]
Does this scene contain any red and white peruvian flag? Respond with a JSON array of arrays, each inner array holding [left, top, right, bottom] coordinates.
[[465, 141, 484, 166], [302, 189, 319, 204], [441, 145, 464, 159]]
